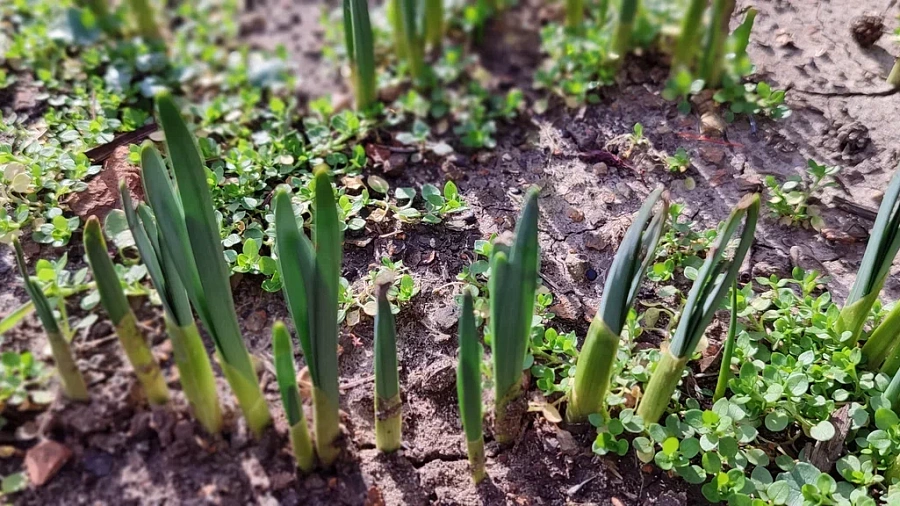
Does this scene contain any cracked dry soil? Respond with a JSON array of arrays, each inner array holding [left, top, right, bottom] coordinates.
[[3, 0, 900, 504]]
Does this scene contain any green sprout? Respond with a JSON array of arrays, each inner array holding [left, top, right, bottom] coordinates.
[[671, 0, 706, 72], [839, 164, 900, 362], [12, 239, 89, 402], [423, 0, 444, 49], [273, 168, 343, 467], [566, 188, 668, 423], [666, 148, 691, 173], [889, 59, 900, 88], [127, 0, 162, 42], [491, 188, 539, 444], [637, 194, 759, 425], [698, 0, 736, 88], [374, 276, 402, 453], [457, 289, 485, 483], [83, 216, 169, 406], [119, 185, 222, 434], [396, 0, 428, 85], [611, 0, 640, 66], [712, 281, 738, 402], [343, 0, 377, 110], [566, 0, 583, 32], [272, 321, 316, 472], [145, 95, 271, 435]]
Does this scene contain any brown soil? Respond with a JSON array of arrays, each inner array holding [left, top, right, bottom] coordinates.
[[3, 0, 900, 504]]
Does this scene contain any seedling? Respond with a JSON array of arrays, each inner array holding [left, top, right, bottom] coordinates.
[[611, 0, 639, 65], [567, 188, 668, 423], [638, 194, 759, 425], [11, 239, 88, 402], [344, 0, 377, 110], [272, 322, 315, 471], [374, 277, 402, 453], [84, 216, 169, 405], [666, 148, 691, 173], [145, 95, 271, 435], [491, 188, 539, 444], [712, 281, 738, 401], [840, 164, 900, 358], [120, 185, 222, 434], [273, 168, 343, 467], [765, 159, 840, 230], [457, 289, 485, 483]]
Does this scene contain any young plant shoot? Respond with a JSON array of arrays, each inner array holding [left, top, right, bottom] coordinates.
[[611, 0, 640, 65], [566, 0, 583, 32], [273, 167, 343, 467], [671, 0, 706, 72], [397, 0, 427, 84], [120, 185, 222, 434], [128, 0, 163, 41], [890, 59, 900, 88], [272, 322, 316, 472], [566, 188, 668, 423], [458, 289, 485, 483], [374, 277, 402, 453], [343, 0, 377, 110], [637, 194, 759, 425], [840, 165, 900, 364], [713, 281, 739, 402], [13, 239, 89, 402], [83, 216, 169, 405], [699, 0, 737, 88], [423, 0, 444, 49], [491, 188, 539, 444], [145, 94, 271, 435]]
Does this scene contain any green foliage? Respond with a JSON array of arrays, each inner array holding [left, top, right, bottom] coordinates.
[[491, 188, 540, 443], [665, 147, 691, 173], [344, 0, 377, 109], [456, 235, 560, 395], [765, 159, 841, 230], [0, 350, 52, 411], [273, 168, 343, 465], [647, 203, 718, 286], [0, 471, 27, 498]]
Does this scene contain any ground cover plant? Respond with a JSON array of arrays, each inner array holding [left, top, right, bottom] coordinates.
[[3, 0, 900, 504]]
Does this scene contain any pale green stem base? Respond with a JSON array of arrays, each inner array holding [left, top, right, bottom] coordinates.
[[864, 302, 900, 370], [388, 0, 407, 61], [636, 351, 688, 425], [218, 351, 272, 437], [166, 318, 222, 434], [128, 0, 162, 41], [467, 438, 486, 484], [566, 318, 618, 423], [290, 421, 316, 472], [882, 339, 900, 376], [375, 394, 402, 453], [565, 0, 583, 32], [48, 330, 89, 401], [117, 312, 169, 405], [313, 387, 342, 467], [888, 59, 900, 88], [424, 0, 444, 49], [671, 0, 706, 72]]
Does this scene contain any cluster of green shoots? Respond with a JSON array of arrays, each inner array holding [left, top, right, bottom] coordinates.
[[542, 0, 788, 120]]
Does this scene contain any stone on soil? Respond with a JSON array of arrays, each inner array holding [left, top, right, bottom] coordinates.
[[25, 440, 72, 487]]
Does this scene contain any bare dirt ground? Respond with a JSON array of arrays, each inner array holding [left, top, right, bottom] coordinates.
[[3, 0, 900, 504]]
